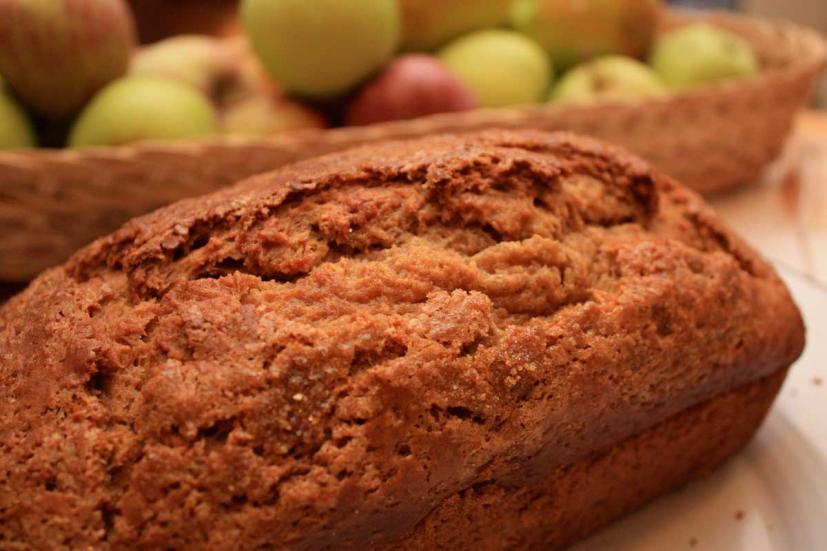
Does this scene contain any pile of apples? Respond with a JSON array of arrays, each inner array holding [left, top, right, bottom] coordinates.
[[0, 0, 325, 149], [0, 0, 760, 151]]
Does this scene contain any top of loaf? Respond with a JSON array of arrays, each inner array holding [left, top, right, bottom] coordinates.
[[0, 131, 804, 550], [67, 130, 766, 295]]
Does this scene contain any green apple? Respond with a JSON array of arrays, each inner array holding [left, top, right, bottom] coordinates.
[[398, 0, 511, 51], [131, 36, 270, 108], [130, 35, 234, 97], [650, 23, 759, 89], [69, 76, 218, 147], [438, 30, 552, 108], [241, 0, 400, 99], [550, 56, 667, 104], [222, 96, 326, 136], [0, 88, 35, 149], [510, 0, 661, 70], [0, 0, 136, 118]]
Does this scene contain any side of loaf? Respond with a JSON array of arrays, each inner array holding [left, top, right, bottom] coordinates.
[[0, 131, 804, 550]]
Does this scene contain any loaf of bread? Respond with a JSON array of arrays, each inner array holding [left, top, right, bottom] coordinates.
[[0, 131, 804, 550]]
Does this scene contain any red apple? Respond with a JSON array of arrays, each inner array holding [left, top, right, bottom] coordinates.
[[0, 0, 136, 118], [345, 54, 477, 126]]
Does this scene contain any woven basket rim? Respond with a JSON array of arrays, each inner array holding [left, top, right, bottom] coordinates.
[[1, 8, 825, 164]]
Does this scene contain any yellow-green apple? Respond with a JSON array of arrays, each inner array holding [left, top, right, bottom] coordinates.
[[510, 0, 661, 70], [69, 76, 218, 147], [130, 35, 235, 97], [241, 0, 400, 99], [0, 87, 35, 149], [439, 30, 552, 108], [650, 23, 759, 89], [398, 0, 511, 51], [222, 96, 326, 136], [550, 55, 667, 104]]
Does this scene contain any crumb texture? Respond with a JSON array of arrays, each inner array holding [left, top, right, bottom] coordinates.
[[0, 131, 804, 550]]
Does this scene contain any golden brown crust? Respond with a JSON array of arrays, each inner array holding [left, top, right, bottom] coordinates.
[[0, 131, 804, 549], [396, 368, 788, 551]]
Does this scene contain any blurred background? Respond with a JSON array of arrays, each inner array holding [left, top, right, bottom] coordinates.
[[126, 1, 827, 42], [125, 0, 827, 105]]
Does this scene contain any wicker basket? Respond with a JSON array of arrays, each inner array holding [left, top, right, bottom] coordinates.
[[0, 10, 824, 282]]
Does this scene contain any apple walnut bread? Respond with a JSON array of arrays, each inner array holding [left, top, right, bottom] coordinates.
[[0, 131, 804, 550]]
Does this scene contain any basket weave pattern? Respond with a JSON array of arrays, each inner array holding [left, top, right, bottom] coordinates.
[[0, 11, 824, 281]]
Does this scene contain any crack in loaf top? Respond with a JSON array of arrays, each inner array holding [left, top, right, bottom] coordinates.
[[0, 130, 804, 550], [65, 131, 674, 297]]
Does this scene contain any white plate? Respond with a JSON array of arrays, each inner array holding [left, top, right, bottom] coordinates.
[[573, 266, 827, 551]]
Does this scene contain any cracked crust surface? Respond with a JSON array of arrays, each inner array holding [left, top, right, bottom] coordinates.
[[0, 131, 805, 550]]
